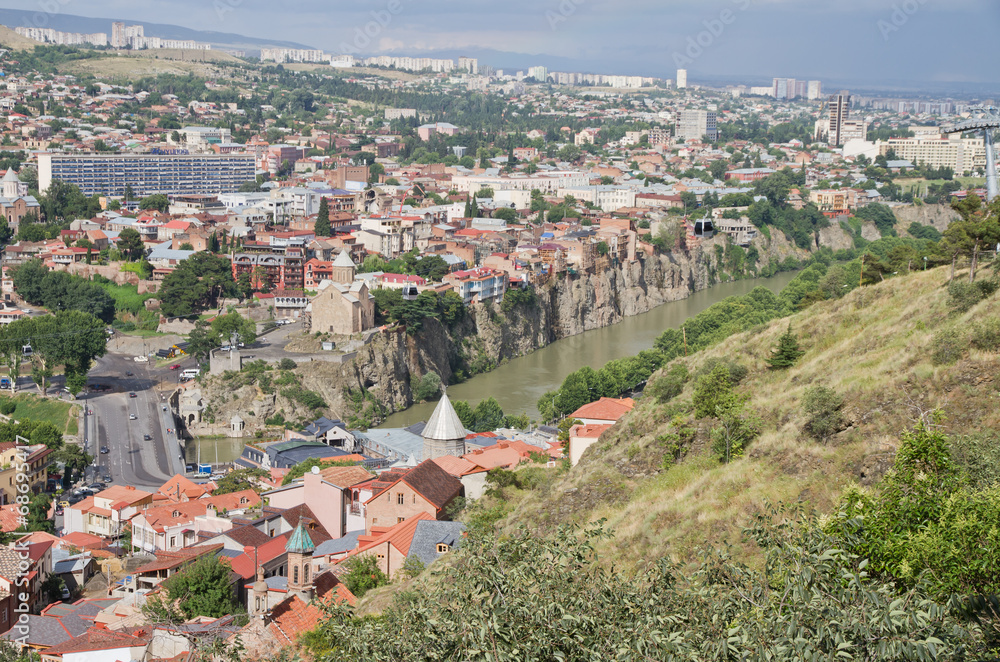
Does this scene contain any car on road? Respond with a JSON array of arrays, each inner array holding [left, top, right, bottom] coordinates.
[[143, 434, 152, 440], [133, 355, 148, 363], [128, 392, 137, 398], [129, 413, 137, 420], [125, 371, 134, 377], [100, 446, 109, 454], [169, 364, 181, 370], [161, 405, 168, 411], [102, 473, 112, 483], [88, 483, 106, 491], [54, 507, 64, 516], [58, 500, 70, 509], [60, 586, 71, 600]]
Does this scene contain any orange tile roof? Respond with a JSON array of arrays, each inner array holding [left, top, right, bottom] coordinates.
[[204, 489, 261, 513], [70, 496, 111, 518], [226, 533, 290, 579], [60, 532, 107, 550], [0, 504, 22, 533], [318, 465, 374, 488], [570, 423, 613, 439], [342, 512, 434, 562], [136, 501, 208, 532], [462, 440, 542, 471], [42, 626, 152, 655], [431, 455, 486, 477], [95, 484, 153, 506], [569, 397, 635, 422], [158, 474, 212, 501]]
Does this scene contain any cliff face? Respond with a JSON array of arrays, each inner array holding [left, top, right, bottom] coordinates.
[[196, 221, 872, 430], [894, 203, 960, 233]]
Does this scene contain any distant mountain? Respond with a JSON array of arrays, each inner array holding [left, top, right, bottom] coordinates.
[[0, 8, 314, 53]]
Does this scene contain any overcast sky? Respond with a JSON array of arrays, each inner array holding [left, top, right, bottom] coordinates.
[[4, 0, 997, 86]]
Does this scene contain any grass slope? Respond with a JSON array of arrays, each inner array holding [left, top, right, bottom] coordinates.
[[0, 394, 79, 436], [0, 25, 40, 50], [488, 264, 1000, 569]]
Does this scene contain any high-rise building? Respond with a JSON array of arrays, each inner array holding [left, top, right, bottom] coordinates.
[[458, 56, 478, 75], [807, 80, 822, 100], [828, 91, 852, 146], [111, 21, 125, 48], [676, 68, 688, 89], [676, 110, 718, 142], [37, 153, 256, 197], [527, 66, 548, 82]]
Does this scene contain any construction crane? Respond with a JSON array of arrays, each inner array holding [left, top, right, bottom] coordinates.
[[941, 106, 999, 202]]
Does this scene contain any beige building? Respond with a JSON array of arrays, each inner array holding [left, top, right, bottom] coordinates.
[[880, 135, 985, 174], [308, 252, 375, 335]]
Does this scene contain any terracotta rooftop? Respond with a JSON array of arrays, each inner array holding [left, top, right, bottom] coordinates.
[[318, 465, 374, 488], [343, 512, 434, 562], [41, 626, 152, 656], [569, 397, 635, 422], [367, 460, 462, 512]]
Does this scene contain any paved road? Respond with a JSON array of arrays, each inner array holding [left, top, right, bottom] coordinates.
[[82, 351, 189, 491]]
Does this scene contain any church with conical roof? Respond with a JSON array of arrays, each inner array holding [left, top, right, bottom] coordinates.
[[421, 391, 467, 460]]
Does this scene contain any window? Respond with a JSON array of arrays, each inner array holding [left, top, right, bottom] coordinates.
[[372, 518, 377, 525], [436, 543, 450, 554], [169, 536, 176, 547], [376, 553, 385, 563], [293, 566, 299, 584], [397, 493, 404, 505], [413, 494, 416, 504], [303, 564, 309, 583], [397, 517, 405, 524]]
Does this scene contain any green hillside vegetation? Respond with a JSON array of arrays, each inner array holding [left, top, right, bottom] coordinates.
[[311, 261, 1000, 660], [0, 394, 78, 436]]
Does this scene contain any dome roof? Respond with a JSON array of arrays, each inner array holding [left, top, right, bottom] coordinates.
[[333, 250, 356, 268], [286, 522, 315, 554], [422, 392, 466, 442]]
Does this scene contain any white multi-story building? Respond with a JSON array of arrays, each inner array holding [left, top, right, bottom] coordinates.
[[880, 135, 986, 174], [15, 27, 107, 46], [458, 56, 479, 75], [807, 80, 823, 100], [260, 48, 328, 63], [385, 108, 418, 120], [527, 66, 549, 82], [557, 185, 637, 212], [676, 110, 718, 142], [452, 171, 591, 195], [676, 68, 688, 89]]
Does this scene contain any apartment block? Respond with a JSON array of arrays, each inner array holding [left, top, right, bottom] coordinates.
[[880, 135, 985, 174], [676, 110, 718, 142], [37, 153, 255, 197]]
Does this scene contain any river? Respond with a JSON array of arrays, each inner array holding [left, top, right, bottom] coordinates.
[[381, 271, 800, 427]]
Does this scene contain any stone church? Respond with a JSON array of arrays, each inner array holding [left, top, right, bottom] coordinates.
[[308, 250, 375, 335]]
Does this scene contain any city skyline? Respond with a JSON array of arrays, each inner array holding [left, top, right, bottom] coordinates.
[[0, 0, 997, 88]]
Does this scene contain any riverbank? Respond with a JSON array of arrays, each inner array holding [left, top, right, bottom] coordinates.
[[382, 270, 800, 427]]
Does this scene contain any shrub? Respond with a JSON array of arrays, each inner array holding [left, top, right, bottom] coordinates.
[[694, 357, 747, 386], [278, 358, 297, 371], [0, 401, 15, 416], [947, 279, 998, 313], [411, 372, 442, 402], [647, 363, 689, 403], [802, 386, 845, 441], [766, 324, 806, 370], [968, 317, 1000, 353], [340, 555, 389, 598], [693, 364, 734, 419], [930, 330, 965, 365]]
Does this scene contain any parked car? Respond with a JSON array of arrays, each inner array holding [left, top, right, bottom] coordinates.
[[99, 446, 109, 454], [60, 586, 71, 600], [129, 413, 137, 420], [161, 405, 168, 411], [102, 473, 112, 483], [128, 392, 137, 398], [125, 371, 134, 377], [88, 483, 106, 491], [169, 364, 181, 370], [143, 434, 151, 441], [57, 500, 70, 509], [54, 507, 63, 516]]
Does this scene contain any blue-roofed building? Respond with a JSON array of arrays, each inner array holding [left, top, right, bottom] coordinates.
[[147, 242, 196, 268], [407, 520, 466, 568]]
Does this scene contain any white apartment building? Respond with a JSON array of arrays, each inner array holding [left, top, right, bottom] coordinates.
[[676, 110, 718, 142], [676, 69, 688, 89], [385, 108, 418, 120], [557, 185, 637, 212], [880, 135, 986, 174], [261, 48, 328, 63], [452, 171, 591, 195]]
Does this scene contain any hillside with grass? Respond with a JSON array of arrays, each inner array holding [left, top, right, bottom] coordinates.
[[478, 262, 1000, 569]]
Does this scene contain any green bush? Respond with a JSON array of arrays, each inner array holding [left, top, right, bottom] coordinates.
[[278, 358, 297, 371], [411, 372, 442, 402], [693, 364, 734, 419], [930, 329, 966, 365], [947, 279, 998, 313], [0, 401, 15, 416], [694, 357, 747, 386], [647, 364, 689, 403], [340, 555, 389, 598], [967, 317, 1000, 353], [801, 385, 845, 441]]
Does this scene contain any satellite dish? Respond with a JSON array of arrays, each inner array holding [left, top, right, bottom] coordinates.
[[311, 465, 320, 475]]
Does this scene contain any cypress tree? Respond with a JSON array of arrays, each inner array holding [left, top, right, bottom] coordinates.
[[766, 324, 806, 370], [315, 198, 332, 237]]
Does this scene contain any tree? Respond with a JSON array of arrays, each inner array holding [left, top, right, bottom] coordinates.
[[117, 228, 146, 262], [472, 397, 505, 433], [210, 312, 257, 347], [149, 554, 242, 620], [339, 555, 388, 599], [212, 468, 267, 496], [53, 445, 92, 483], [138, 194, 169, 212], [452, 399, 476, 430], [766, 324, 806, 369], [158, 253, 236, 317], [23, 493, 53, 533], [493, 207, 518, 222], [315, 197, 332, 237]]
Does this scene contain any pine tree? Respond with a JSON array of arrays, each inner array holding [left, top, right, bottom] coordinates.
[[463, 195, 473, 218], [314, 197, 332, 237], [766, 324, 806, 370], [208, 233, 220, 253]]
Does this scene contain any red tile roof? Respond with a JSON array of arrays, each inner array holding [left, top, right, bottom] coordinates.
[[569, 397, 635, 422], [226, 533, 290, 579], [41, 626, 152, 655], [343, 512, 434, 561]]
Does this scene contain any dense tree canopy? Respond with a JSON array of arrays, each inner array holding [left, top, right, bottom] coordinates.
[[11, 260, 115, 323], [158, 253, 237, 317]]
